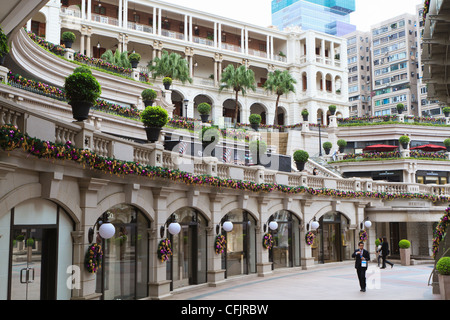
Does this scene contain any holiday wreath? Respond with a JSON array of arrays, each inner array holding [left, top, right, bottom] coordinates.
[[263, 233, 274, 250], [305, 231, 315, 246], [215, 234, 226, 254], [359, 230, 368, 242], [85, 243, 103, 274], [157, 238, 173, 262]]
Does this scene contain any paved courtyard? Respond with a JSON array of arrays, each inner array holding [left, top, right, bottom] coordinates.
[[168, 261, 440, 301]]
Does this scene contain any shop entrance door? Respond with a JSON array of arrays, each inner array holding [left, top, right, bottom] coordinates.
[[9, 227, 57, 300]]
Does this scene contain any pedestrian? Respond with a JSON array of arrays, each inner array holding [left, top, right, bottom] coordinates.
[[352, 241, 370, 292], [380, 237, 394, 269], [332, 149, 338, 161], [377, 238, 383, 267], [313, 168, 319, 175]]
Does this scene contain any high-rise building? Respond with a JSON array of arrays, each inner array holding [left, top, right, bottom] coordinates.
[[271, 0, 356, 36]]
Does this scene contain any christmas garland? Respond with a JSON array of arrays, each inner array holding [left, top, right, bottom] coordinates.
[[215, 234, 226, 254], [157, 238, 172, 262], [1, 124, 450, 202], [305, 231, 315, 246], [263, 233, 274, 250], [432, 207, 450, 258], [359, 230, 368, 242], [85, 243, 103, 274]]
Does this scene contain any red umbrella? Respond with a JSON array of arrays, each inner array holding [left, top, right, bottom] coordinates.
[[410, 144, 446, 152], [363, 144, 399, 152]]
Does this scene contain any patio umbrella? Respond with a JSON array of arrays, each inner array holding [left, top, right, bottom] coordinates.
[[363, 144, 399, 152], [410, 144, 446, 152]]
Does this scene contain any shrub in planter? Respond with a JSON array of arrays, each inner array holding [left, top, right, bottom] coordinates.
[[399, 135, 410, 149], [64, 72, 102, 121], [249, 114, 262, 131], [323, 142, 332, 155], [399, 239, 411, 266], [163, 77, 172, 90], [61, 31, 76, 48], [396, 103, 405, 114], [249, 140, 267, 165], [301, 109, 309, 121], [436, 256, 450, 300], [443, 107, 450, 117], [73, 66, 92, 75], [437, 257, 450, 275], [293, 150, 309, 171], [0, 26, 9, 65], [328, 105, 337, 115], [141, 89, 157, 107], [140, 105, 169, 142], [129, 52, 141, 68], [444, 138, 450, 152], [337, 139, 347, 153], [198, 102, 212, 123]]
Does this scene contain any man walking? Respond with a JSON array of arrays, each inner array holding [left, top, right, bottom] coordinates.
[[352, 241, 370, 292], [380, 237, 394, 269]]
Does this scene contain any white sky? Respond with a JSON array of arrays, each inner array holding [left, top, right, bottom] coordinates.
[[162, 0, 423, 31]]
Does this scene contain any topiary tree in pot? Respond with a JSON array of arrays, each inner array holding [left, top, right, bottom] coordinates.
[[399, 239, 411, 266], [249, 114, 262, 131], [436, 256, 450, 300], [443, 107, 450, 117], [197, 102, 212, 123], [323, 142, 332, 155], [396, 103, 405, 115], [293, 150, 309, 171], [301, 109, 309, 122], [140, 105, 169, 142], [128, 52, 141, 69], [399, 135, 410, 149], [141, 89, 157, 107], [61, 31, 76, 49], [337, 139, 347, 153], [328, 105, 337, 115], [444, 138, 450, 152], [249, 140, 267, 165], [64, 72, 102, 121]]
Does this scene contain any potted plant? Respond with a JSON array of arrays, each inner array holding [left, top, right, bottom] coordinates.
[[328, 105, 337, 116], [198, 102, 212, 123], [444, 138, 450, 152], [129, 52, 141, 69], [61, 31, 76, 49], [0, 26, 9, 65], [399, 239, 411, 266], [443, 107, 450, 117], [64, 72, 102, 121], [436, 256, 450, 300], [73, 66, 92, 75], [163, 77, 172, 90], [396, 103, 405, 115], [293, 150, 309, 171], [399, 135, 410, 149], [323, 142, 332, 155], [337, 139, 347, 153], [249, 114, 262, 131], [140, 105, 169, 142], [301, 109, 309, 122], [199, 126, 220, 156], [141, 89, 157, 107], [249, 140, 267, 165]]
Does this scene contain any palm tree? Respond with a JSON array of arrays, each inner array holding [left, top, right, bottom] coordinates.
[[148, 50, 192, 84], [263, 70, 297, 126], [219, 64, 256, 125], [101, 49, 131, 69]]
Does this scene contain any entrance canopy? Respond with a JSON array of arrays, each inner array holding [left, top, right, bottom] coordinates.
[[363, 144, 399, 152]]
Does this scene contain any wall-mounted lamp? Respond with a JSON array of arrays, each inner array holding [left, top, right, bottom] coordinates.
[[88, 211, 115, 243], [306, 217, 320, 231], [263, 216, 278, 233], [216, 215, 233, 234], [97, 41, 101, 49], [360, 217, 372, 229], [160, 214, 181, 238]]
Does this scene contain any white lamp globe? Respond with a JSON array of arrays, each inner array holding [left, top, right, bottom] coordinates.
[[364, 220, 372, 229], [168, 222, 181, 235], [222, 221, 233, 232], [268, 221, 278, 231], [99, 222, 116, 239], [311, 220, 320, 230]]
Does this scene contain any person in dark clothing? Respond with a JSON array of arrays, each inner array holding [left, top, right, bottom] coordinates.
[[352, 241, 370, 292], [380, 237, 394, 269]]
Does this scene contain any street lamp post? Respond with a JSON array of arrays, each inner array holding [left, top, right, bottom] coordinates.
[[183, 99, 189, 118]]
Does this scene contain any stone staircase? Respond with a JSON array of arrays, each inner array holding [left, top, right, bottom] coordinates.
[[310, 156, 344, 178]]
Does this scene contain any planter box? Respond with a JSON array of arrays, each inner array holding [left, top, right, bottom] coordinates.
[[400, 248, 411, 266], [439, 274, 450, 300]]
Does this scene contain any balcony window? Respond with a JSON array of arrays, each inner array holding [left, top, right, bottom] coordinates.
[[94, 5, 106, 15]]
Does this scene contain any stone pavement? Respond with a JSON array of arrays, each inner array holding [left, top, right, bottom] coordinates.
[[167, 261, 440, 301]]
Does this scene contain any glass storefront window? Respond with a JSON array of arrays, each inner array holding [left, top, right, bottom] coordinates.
[[270, 210, 301, 269]]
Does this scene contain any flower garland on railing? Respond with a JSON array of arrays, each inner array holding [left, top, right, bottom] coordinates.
[[215, 234, 226, 254], [410, 151, 447, 160], [157, 238, 173, 262], [74, 53, 133, 75], [432, 207, 450, 258], [2, 124, 450, 202], [343, 151, 401, 160], [262, 233, 274, 250], [359, 230, 368, 242], [85, 243, 103, 273], [7, 72, 66, 100], [423, 0, 430, 22], [27, 30, 66, 56], [305, 231, 315, 246]]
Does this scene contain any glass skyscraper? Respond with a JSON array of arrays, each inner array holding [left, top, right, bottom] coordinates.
[[271, 0, 356, 36]]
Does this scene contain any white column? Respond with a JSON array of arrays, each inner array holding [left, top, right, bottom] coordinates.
[[81, 0, 86, 20], [241, 28, 244, 53], [331, 41, 335, 65], [118, 0, 123, 28], [158, 8, 162, 36], [26, 19, 31, 31], [213, 60, 218, 86], [266, 35, 270, 60], [214, 22, 217, 48], [80, 34, 85, 55], [123, 0, 128, 30], [184, 15, 188, 41], [270, 36, 274, 60], [218, 23, 222, 49], [153, 7, 157, 35], [321, 39, 325, 61], [189, 16, 193, 42], [245, 27, 249, 55], [87, 0, 91, 21], [86, 35, 91, 57]]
